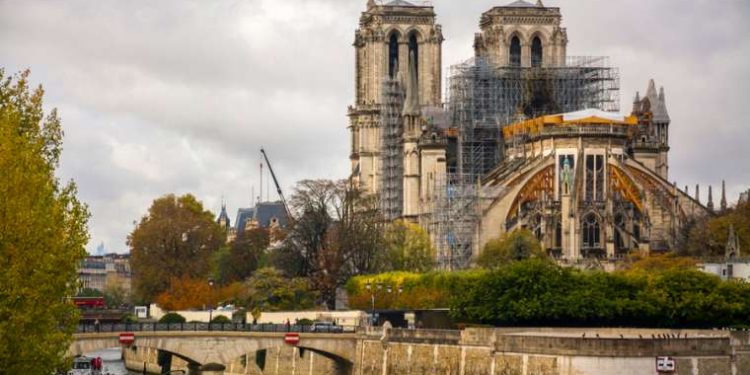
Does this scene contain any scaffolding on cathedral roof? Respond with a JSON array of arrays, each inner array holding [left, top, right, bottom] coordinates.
[[423, 55, 620, 270]]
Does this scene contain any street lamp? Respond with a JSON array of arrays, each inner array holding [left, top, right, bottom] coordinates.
[[365, 281, 402, 326], [208, 278, 215, 329]]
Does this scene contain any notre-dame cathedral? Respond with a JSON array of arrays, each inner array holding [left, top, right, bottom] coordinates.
[[347, 0, 711, 269]]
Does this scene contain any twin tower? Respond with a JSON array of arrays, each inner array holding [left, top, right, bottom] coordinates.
[[348, 0, 568, 207]]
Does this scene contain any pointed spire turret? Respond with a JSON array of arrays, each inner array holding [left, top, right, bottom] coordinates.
[[536, 0, 544, 7], [695, 184, 700, 203], [654, 85, 670, 123], [646, 79, 657, 101], [217, 199, 231, 229], [721, 180, 728, 211], [707, 185, 714, 212], [367, 0, 376, 8], [726, 224, 741, 260], [632, 91, 641, 114]]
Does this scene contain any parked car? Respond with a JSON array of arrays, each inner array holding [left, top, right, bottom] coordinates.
[[310, 321, 343, 333]]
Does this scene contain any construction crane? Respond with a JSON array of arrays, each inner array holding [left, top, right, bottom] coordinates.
[[260, 147, 293, 222]]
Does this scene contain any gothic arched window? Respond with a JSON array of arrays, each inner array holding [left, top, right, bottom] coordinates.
[[509, 36, 521, 67], [531, 36, 543, 67], [388, 33, 399, 78], [408, 32, 419, 81], [582, 214, 601, 249]]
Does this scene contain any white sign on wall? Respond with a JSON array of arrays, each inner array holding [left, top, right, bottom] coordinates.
[[656, 356, 675, 373]]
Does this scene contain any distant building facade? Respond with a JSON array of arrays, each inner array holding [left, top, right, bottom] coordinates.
[[78, 253, 132, 294], [216, 201, 289, 243]]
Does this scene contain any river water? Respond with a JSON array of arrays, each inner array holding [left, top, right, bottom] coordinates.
[[84, 348, 137, 375]]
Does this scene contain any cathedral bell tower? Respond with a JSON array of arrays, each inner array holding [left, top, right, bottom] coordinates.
[[473, 0, 567, 67], [349, 0, 443, 195]]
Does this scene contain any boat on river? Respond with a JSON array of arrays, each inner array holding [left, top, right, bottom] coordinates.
[[68, 356, 101, 375]]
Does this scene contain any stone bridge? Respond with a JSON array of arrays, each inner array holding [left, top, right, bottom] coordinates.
[[71, 327, 750, 375], [70, 331, 359, 374]]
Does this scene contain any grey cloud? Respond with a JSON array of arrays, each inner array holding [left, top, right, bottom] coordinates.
[[1, 0, 748, 253]]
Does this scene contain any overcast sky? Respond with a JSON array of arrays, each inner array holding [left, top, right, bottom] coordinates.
[[1, 0, 748, 254]]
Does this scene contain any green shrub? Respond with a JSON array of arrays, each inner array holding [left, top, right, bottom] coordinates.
[[297, 318, 314, 326], [349, 258, 750, 328], [158, 312, 186, 324], [121, 313, 138, 324], [210, 315, 232, 324]]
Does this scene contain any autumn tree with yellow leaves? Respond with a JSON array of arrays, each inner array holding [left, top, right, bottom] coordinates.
[[0, 70, 89, 373]]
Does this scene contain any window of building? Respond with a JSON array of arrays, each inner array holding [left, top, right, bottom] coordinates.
[[582, 214, 601, 249], [388, 33, 399, 78], [408, 32, 419, 81], [531, 36, 543, 67], [509, 36, 521, 67], [585, 154, 605, 201]]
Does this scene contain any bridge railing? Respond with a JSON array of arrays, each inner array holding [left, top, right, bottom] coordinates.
[[76, 323, 355, 334]]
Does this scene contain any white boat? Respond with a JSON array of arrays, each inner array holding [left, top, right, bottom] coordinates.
[[68, 357, 101, 375]]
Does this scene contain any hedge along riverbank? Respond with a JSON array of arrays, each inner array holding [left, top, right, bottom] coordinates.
[[347, 259, 750, 328]]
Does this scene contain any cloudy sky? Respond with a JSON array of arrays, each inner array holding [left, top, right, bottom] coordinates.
[[1, 0, 748, 254]]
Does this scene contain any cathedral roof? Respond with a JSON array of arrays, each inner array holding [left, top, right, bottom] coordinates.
[[234, 201, 289, 231], [383, 0, 417, 7], [503, 109, 637, 139], [235, 208, 255, 231], [503, 0, 542, 8]]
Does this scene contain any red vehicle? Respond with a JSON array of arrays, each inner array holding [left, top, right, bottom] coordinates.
[[72, 296, 106, 309]]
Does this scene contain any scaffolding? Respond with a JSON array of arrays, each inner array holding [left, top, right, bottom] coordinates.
[[422, 174, 480, 269], [380, 77, 405, 221], [448, 56, 620, 180], [428, 56, 620, 269]]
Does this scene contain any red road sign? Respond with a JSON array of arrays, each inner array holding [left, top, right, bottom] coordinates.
[[284, 333, 300, 346], [119, 332, 135, 345]]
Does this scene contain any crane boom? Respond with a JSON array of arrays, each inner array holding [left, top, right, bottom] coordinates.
[[260, 148, 293, 221]]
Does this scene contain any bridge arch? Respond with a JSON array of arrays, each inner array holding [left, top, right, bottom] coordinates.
[[72, 331, 358, 374]]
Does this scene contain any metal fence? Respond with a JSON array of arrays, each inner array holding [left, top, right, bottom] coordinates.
[[76, 323, 354, 334]]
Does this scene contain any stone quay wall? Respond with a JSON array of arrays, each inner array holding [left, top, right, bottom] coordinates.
[[355, 328, 750, 375], [119, 328, 750, 374]]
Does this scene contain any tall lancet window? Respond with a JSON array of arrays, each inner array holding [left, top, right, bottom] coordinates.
[[388, 33, 399, 78], [531, 36, 543, 67], [509, 36, 521, 67], [582, 214, 601, 249], [408, 33, 419, 82]]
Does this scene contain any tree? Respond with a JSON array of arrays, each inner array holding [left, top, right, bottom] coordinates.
[[476, 229, 546, 269], [154, 276, 243, 311], [241, 267, 318, 311], [382, 220, 435, 272], [129, 194, 225, 303], [214, 228, 269, 284], [681, 200, 750, 257], [274, 179, 385, 308], [0, 69, 90, 373]]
